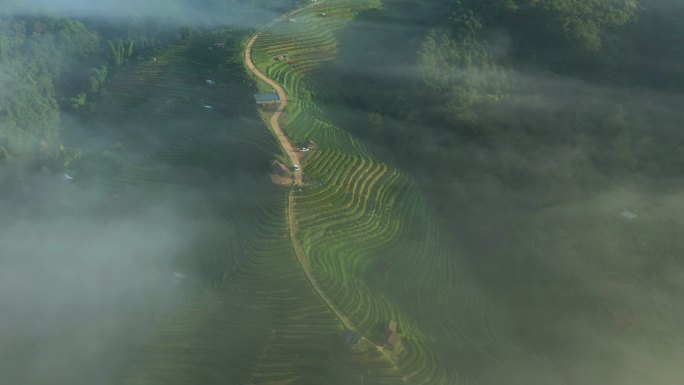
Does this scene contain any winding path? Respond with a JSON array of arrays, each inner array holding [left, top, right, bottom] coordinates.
[[244, 28, 358, 332], [245, 34, 302, 186], [244, 10, 404, 376]]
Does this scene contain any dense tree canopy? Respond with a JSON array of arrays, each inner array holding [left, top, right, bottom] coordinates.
[[0, 17, 98, 161], [307, 5, 684, 380], [0, 0, 298, 165], [313, 0, 684, 206], [469, 0, 638, 51]]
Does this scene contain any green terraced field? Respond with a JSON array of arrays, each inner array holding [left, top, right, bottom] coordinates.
[[82, 2, 564, 384], [9, 2, 677, 385], [81, 31, 281, 284], [249, 1, 564, 384], [84, 25, 407, 385]]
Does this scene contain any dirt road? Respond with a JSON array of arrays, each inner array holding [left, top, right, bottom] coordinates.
[[245, 34, 302, 185], [244, 13, 404, 376], [245, 29, 361, 332]]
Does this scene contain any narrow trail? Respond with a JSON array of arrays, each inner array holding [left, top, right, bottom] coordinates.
[[244, 9, 405, 376], [245, 33, 302, 186]]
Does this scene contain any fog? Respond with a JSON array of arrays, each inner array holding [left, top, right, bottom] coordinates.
[[0, 2, 271, 380], [304, 2, 684, 383], [0, 101, 266, 384], [0, 0, 287, 28], [2, 0, 684, 383], [0, 168, 195, 384]]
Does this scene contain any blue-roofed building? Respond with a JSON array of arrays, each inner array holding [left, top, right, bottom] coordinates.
[[254, 92, 280, 104]]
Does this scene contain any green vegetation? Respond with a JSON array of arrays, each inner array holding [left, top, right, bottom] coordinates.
[[249, 1, 552, 383], [2, 0, 683, 384], [90, 27, 400, 385], [0, 17, 98, 159], [0, 0, 300, 165], [77, 31, 281, 282], [465, 0, 638, 53], [306, 0, 684, 215], [304, 0, 684, 383]]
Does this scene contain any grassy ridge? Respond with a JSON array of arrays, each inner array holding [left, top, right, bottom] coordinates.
[[251, 1, 564, 384]]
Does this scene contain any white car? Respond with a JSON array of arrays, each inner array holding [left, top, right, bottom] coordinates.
[[293, 164, 300, 171]]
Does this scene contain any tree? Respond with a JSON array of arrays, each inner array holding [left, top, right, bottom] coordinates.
[[109, 39, 122, 66], [468, 0, 638, 52], [418, 9, 509, 119], [88, 66, 108, 93], [69, 93, 87, 110]]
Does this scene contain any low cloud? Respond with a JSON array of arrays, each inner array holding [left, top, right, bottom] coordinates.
[[0, 0, 285, 28], [0, 169, 197, 385]]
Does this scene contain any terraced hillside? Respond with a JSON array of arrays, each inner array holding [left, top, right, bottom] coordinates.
[[249, 1, 564, 384], [79, 31, 278, 284], [89, 29, 407, 385]]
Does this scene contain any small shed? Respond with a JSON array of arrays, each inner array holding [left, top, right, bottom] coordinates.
[[387, 320, 397, 333], [254, 92, 280, 104], [620, 210, 638, 220], [383, 320, 400, 349], [384, 333, 401, 348], [275, 53, 293, 63]]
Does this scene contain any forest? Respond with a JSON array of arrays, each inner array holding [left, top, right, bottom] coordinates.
[[315, 0, 684, 206], [310, 0, 684, 381]]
